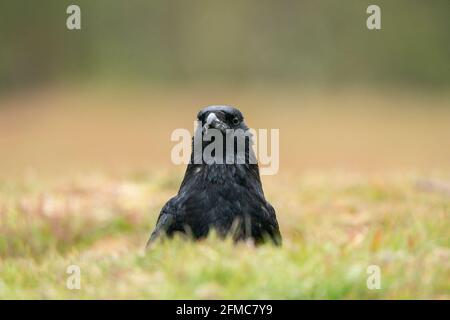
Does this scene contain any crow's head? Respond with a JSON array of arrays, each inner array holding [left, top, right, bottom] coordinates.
[[197, 105, 248, 134], [193, 105, 255, 165]]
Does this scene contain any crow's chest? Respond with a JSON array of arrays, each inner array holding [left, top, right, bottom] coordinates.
[[179, 169, 260, 234]]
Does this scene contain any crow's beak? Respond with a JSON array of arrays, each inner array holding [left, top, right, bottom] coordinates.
[[203, 112, 227, 133]]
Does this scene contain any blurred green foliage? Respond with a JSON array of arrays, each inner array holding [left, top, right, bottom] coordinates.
[[0, 0, 449, 90]]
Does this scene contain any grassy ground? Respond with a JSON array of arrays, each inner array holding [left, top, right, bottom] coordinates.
[[0, 88, 449, 299], [0, 171, 449, 299]]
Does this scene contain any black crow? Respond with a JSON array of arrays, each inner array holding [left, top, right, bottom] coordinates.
[[147, 105, 281, 247]]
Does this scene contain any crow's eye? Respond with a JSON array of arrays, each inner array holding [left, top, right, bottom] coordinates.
[[232, 117, 240, 125]]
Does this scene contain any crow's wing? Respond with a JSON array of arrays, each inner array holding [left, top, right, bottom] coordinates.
[[146, 197, 177, 248], [262, 201, 282, 245]]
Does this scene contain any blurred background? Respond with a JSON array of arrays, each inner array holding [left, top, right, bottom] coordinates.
[[0, 0, 449, 177], [0, 1, 449, 299]]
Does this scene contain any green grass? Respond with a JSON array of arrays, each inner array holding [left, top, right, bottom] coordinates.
[[0, 171, 448, 299]]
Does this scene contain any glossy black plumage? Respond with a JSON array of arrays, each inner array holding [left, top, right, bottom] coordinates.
[[147, 106, 281, 246]]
